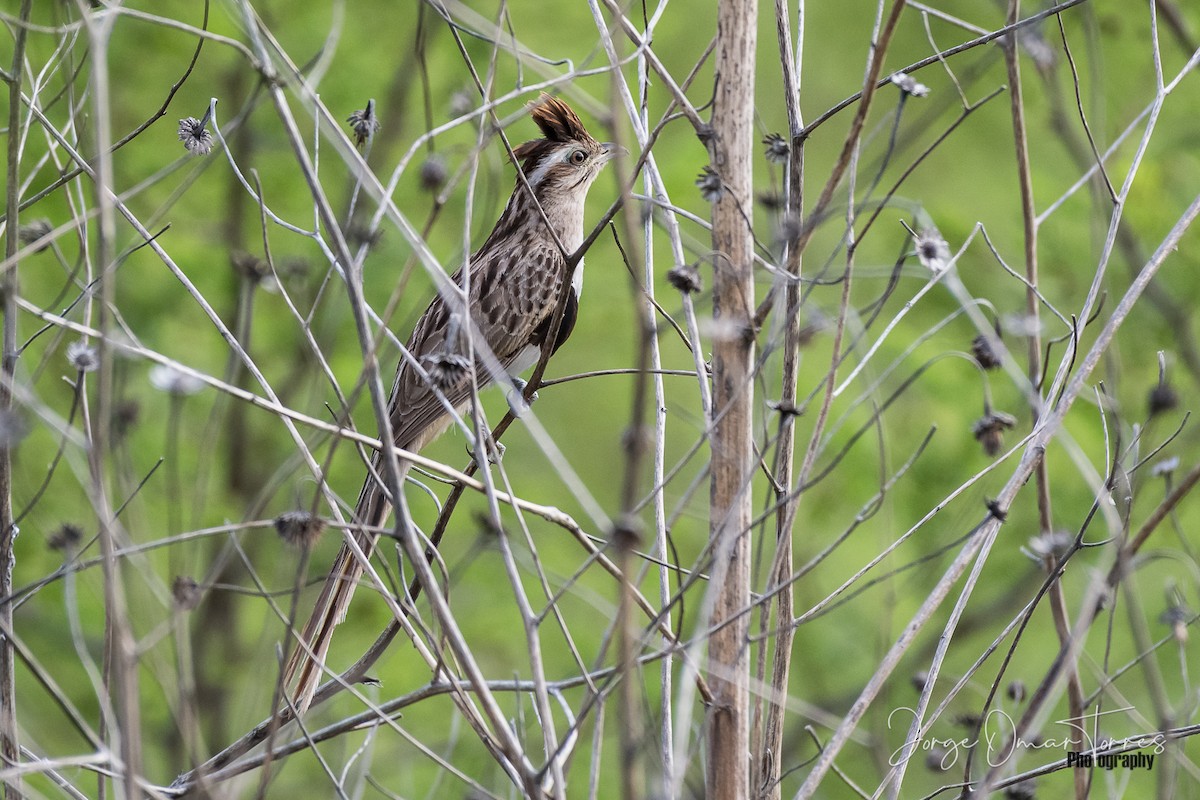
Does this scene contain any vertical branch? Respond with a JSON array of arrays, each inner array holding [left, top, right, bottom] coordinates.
[[586, 5, 697, 789], [756, 2, 803, 798], [1004, 11, 1044, 495], [706, 0, 757, 797], [0, 0, 34, 793], [1003, 7, 1088, 799], [614, 235, 651, 800], [86, 10, 145, 797], [611, 37, 653, 800], [597, 22, 655, 800], [85, 14, 143, 800], [635, 72, 675, 800]]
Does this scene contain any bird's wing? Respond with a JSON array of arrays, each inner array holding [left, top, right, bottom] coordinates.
[[388, 243, 569, 449]]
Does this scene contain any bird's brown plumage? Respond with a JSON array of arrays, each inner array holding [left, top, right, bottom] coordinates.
[[285, 95, 614, 712]]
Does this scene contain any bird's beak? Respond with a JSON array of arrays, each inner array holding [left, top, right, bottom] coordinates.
[[600, 142, 626, 162]]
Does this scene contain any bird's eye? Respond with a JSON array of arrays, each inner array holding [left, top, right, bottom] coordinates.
[[570, 149, 587, 165]]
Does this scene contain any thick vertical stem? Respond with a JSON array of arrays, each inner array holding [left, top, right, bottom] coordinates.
[[706, 0, 757, 797], [1, 1, 34, 794]]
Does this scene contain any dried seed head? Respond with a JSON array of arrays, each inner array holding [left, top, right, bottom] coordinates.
[[1006, 680, 1026, 703], [762, 132, 790, 164], [345, 221, 383, 252], [695, 166, 724, 202], [971, 333, 1002, 370], [177, 116, 215, 156], [230, 251, 269, 283], [925, 747, 951, 772], [149, 364, 205, 396], [273, 511, 327, 549], [113, 399, 140, 440], [474, 510, 504, 537], [774, 212, 803, 247], [66, 340, 99, 373], [796, 322, 821, 348], [18, 219, 52, 253], [279, 257, 310, 279], [1160, 602, 1191, 643], [757, 192, 784, 211], [172, 576, 203, 610], [796, 308, 829, 348], [1148, 382, 1178, 417], [913, 228, 950, 272], [768, 399, 802, 418], [700, 316, 753, 344], [422, 352, 471, 391], [954, 712, 981, 730], [1002, 313, 1044, 338], [1003, 779, 1037, 800], [448, 89, 474, 119], [971, 410, 1016, 457], [985, 498, 1007, 521], [419, 154, 448, 192], [1019, 28, 1056, 71], [347, 99, 380, 149], [1024, 529, 1073, 563], [612, 514, 643, 549], [620, 424, 652, 460], [1151, 456, 1179, 478], [666, 262, 702, 294], [889, 72, 930, 98], [48, 523, 83, 551]]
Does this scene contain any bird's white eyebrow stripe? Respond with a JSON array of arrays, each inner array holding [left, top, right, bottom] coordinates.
[[528, 147, 573, 187]]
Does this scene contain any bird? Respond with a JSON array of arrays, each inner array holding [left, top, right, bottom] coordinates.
[[284, 94, 617, 712]]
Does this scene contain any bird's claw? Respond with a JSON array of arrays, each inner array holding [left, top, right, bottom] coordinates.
[[467, 438, 506, 466], [507, 377, 538, 417]]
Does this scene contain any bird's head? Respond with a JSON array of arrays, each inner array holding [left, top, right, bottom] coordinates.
[[511, 95, 617, 201]]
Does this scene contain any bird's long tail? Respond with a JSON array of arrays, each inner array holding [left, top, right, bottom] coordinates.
[[283, 456, 403, 713]]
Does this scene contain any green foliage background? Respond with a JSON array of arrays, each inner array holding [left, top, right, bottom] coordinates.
[[5, 0, 1200, 797]]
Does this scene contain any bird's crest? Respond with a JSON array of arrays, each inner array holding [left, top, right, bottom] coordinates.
[[512, 94, 596, 173], [529, 95, 593, 143]]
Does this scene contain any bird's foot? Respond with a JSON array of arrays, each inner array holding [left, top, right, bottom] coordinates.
[[507, 377, 538, 417], [468, 437, 506, 466]]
